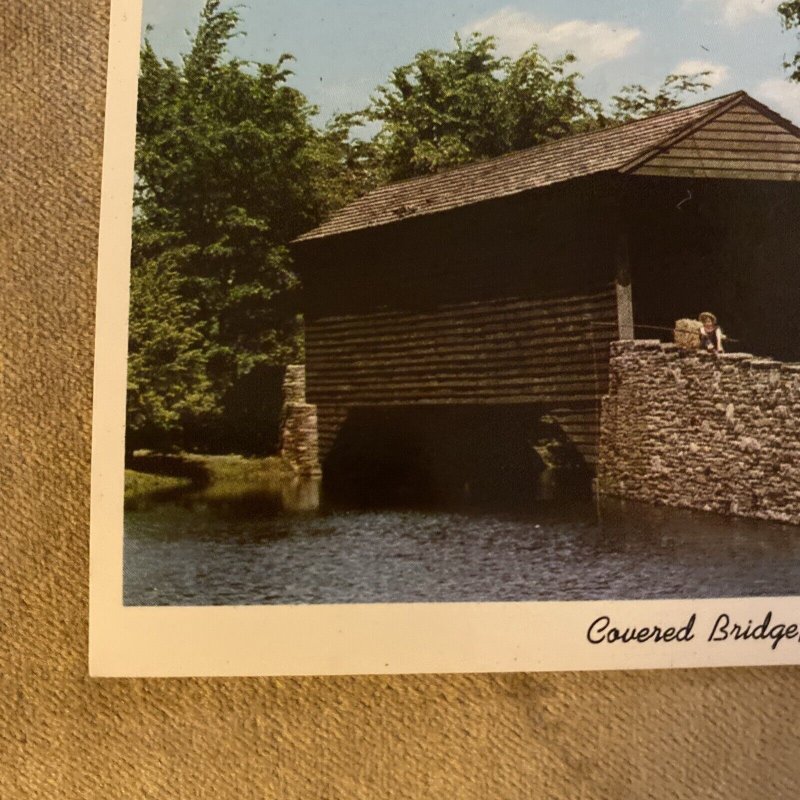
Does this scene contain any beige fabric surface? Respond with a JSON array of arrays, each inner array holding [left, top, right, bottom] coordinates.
[[3, 2, 800, 797]]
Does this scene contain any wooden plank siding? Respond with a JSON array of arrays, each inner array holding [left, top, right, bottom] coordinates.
[[549, 404, 603, 466], [307, 287, 617, 464], [632, 104, 800, 182], [316, 406, 349, 464]]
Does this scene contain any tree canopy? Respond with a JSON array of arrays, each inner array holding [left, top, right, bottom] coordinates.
[[360, 35, 597, 182], [129, 0, 351, 450], [355, 34, 711, 182]]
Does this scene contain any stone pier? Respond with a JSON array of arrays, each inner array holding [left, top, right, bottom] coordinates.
[[278, 365, 322, 511], [279, 365, 321, 479]]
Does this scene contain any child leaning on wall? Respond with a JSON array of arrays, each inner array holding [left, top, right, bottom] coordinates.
[[674, 313, 725, 353], [698, 312, 724, 354]]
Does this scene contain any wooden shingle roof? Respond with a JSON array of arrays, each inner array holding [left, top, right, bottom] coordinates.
[[296, 91, 800, 242]]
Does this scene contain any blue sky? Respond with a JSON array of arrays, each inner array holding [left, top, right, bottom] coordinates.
[[141, 0, 800, 125]]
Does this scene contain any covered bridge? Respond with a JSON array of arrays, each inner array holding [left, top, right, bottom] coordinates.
[[291, 91, 800, 504]]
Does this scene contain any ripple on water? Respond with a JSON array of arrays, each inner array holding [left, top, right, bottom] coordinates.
[[123, 499, 800, 606]]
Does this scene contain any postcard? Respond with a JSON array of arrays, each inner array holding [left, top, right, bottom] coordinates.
[[90, 0, 800, 676]]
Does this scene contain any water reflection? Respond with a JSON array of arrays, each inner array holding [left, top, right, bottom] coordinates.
[[281, 476, 321, 512], [123, 497, 800, 606]]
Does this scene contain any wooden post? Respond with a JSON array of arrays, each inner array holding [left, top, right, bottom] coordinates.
[[615, 229, 635, 341]]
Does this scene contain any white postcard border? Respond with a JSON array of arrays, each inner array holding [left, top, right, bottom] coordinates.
[[89, 0, 800, 677]]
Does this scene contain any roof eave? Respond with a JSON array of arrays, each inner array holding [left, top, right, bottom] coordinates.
[[291, 171, 619, 245]]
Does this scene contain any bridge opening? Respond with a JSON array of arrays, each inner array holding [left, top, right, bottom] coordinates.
[[322, 404, 591, 509]]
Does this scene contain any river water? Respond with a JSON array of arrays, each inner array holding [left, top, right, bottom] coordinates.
[[123, 497, 800, 606]]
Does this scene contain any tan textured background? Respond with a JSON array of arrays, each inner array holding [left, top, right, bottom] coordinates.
[[3, 2, 800, 797]]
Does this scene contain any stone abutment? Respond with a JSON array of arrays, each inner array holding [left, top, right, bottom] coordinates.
[[598, 340, 800, 525]]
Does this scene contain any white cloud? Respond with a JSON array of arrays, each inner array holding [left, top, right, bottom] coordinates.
[[688, 0, 780, 26], [674, 59, 730, 87], [462, 7, 641, 67], [756, 78, 800, 124]]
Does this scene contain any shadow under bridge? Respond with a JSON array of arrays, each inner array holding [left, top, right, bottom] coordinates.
[[322, 403, 595, 508]]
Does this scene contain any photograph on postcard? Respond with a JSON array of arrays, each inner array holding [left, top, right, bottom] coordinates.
[[90, 0, 800, 674], [120, 0, 800, 608]]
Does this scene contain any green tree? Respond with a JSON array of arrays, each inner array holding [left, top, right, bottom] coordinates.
[[608, 72, 713, 122], [308, 111, 381, 208], [358, 34, 712, 182], [363, 34, 599, 181], [127, 233, 217, 451], [130, 0, 343, 450], [779, 1, 800, 80]]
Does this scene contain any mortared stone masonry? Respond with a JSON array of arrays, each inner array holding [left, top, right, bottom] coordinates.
[[279, 365, 322, 478], [599, 339, 800, 526]]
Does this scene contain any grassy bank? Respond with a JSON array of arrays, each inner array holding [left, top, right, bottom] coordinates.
[[124, 452, 294, 508]]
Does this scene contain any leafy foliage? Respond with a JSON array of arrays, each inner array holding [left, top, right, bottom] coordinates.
[[608, 73, 713, 122], [779, 1, 800, 81], [129, 0, 345, 450], [360, 35, 600, 181], [127, 233, 217, 450], [353, 34, 712, 181]]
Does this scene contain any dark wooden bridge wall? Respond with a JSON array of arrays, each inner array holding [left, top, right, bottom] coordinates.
[[306, 289, 616, 464], [305, 289, 616, 403], [626, 178, 800, 362], [296, 178, 621, 468]]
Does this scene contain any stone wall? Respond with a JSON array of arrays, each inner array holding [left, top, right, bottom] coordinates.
[[598, 340, 800, 525], [279, 365, 321, 477]]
